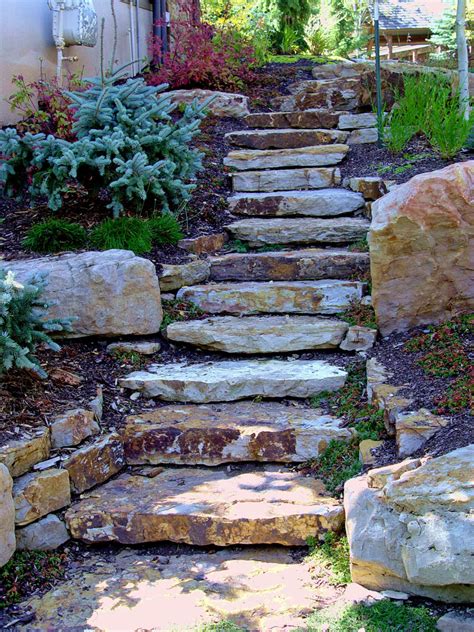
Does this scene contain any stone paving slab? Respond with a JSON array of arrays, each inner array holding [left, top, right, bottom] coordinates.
[[65, 466, 344, 546], [224, 144, 349, 171], [122, 401, 352, 465], [225, 128, 348, 150], [232, 166, 341, 192]]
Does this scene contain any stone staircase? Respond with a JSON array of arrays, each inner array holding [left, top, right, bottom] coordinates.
[[64, 73, 379, 548]]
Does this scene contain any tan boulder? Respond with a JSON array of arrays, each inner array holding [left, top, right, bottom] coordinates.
[[178, 232, 228, 255], [344, 445, 474, 602], [0, 428, 50, 477], [369, 162, 474, 335], [158, 259, 210, 292], [0, 464, 15, 567], [50, 408, 100, 449], [63, 434, 125, 494], [16, 514, 69, 550], [13, 469, 71, 526], [345, 176, 388, 201], [166, 89, 250, 118], [395, 409, 449, 457], [358, 439, 383, 466]]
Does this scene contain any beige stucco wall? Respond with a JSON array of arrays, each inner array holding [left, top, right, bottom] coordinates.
[[0, 0, 153, 126]]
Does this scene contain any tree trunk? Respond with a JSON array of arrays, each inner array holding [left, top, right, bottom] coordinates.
[[456, 0, 470, 120]]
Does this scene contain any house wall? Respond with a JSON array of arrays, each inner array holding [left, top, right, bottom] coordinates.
[[0, 0, 154, 126]]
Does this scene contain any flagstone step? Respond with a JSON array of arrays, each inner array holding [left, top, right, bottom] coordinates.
[[232, 166, 341, 193], [176, 280, 364, 315], [65, 466, 344, 546], [244, 109, 345, 129], [228, 189, 365, 217], [166, 315, 350, 353], [226, 217, 370, 246], [224, 144, 349, 171], [121, 402, 353, 465], [119, 358, 348, 401], [209, 248, 369, 282], [225, 128, 348, 150]]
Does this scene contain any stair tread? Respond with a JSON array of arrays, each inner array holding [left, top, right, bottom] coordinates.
[[232, 166, 341, 192], [65, 465, 344, 545], [244, 109, 346, 129], [176, 279, 364, 316], [121, 401, 352, 465], [225, 128, 349, 149], [224, 144, 349, 171], [209, 248, 369, 281], [119, 358, 348, 402], [226, 217, 370, 246], [166, 314, 350, 353], [228, 188, 365, 217]]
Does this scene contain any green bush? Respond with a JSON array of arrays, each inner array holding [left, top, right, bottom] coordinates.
[[22, 218, 88, 254], [148, 213, 184, 245], [304, 601, 437, 632], [0, 74, 206, 217], [90, 217, 153, 254], [0, 269, 71, 377]]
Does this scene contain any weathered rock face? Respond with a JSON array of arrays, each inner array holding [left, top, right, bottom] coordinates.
[[0, 464, 15, 567], [177, 280, 364, 315], [65, 467, 344, 545], [338, 113, 377, 129], [7, 250, 163, 338], [395, 409, 449, 457], [345, 176, 388, 201], [63, 434, 125, 494], [158, 259, 210, 292], [345, 445, 474, 602], [13, 469, 71, 526], [50, 409, 100, 449], [226, 217, 370, 246], [225, 128, 348, 150], [166, 315, 349, 353], [228, 189, 364, 217], [16, 514, 69, 551], [166, 89, 250, 117], [121, 402, 352, 465], [347, 128, 378, 145], [245, 109, 344, 129], [209, 249, 370, 282], [0, 429, 50, 477], [120, 359, 347, 402], [178, 232, 228, 254], [369, 162, 474, 335], [277, 78, 365, 112], [224, 144, 349, 171], [232, 167, 341, 193]]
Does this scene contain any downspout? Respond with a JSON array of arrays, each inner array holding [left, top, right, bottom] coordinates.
[[135, 0, 141, 69], [128, 0, 136, 75], [152, 0, 167, 62]]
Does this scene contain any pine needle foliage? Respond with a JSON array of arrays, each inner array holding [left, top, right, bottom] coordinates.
[[148, 213, 184, 245], [23, 219, 88, 254], [0, 269, 71, 377], [0, 74, 206, 217]]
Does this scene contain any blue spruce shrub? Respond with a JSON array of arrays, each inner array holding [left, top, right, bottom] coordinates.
[[0, 75, 206, 217], [0, 269, 71, 377]]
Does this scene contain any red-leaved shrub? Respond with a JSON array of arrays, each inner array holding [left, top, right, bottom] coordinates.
[[147, 4, 257, 92]]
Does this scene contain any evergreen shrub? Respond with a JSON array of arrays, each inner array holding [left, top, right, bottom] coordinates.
[[23, 219, 88, 254]]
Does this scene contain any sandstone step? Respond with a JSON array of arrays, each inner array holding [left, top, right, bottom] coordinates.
[[228, 189, 365, 217], [166, 315, 349, 353], [209, 248, 370, 282], [119, 358, 348, 401], [338, 112, 377, 130], [244, 109, 345, 129], [225, 128, 348, 150], [226, 217, 370, 246], [232, 166, 341, 193], [176, 280, 364, 315], [224, 144, 349, 171], [65, 466, 344, 545], [121, 402, 353, 465]]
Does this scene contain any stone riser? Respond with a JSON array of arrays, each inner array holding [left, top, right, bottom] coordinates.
[[225, 128, 349, 150], [224, 144, 349, 171], [232, 167, 341, 193]]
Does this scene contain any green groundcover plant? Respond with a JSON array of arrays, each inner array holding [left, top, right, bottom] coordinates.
[[0, 72, 206, 218]]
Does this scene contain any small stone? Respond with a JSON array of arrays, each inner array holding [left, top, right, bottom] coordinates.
[[380, 590, 409, 600], [0, 464, 15, 567], [346, 177, 388, 201], [359, 439, 383, 466], [158, 260, 210, 292], [340, 326, 377, 351], [338, 113, 377, 130], [437, 611, 474, 632], [0, 429, 51, 478], [341, 582, 384, 605], [178, 233, 228, 255], [13, 469, 71, 526], [33, 457, 61, 471], [16, 514, 69, 550], [107, 341, 161, 356], [50, 409, 100, 449], [347, 128, 378, 144], [50, 369, 83, 386], [64, 434, 125, 494], [89, 386, 104, 422], [361, 295, 372, 306], [395, 409, 449, 457]]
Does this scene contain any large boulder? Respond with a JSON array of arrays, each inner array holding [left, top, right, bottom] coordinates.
[[369, 162, 474, 335], [166, 89, 250, 118], [6, 250, 162, 338], [0, 464, 15, 567], [344, 445, 474, 602]]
